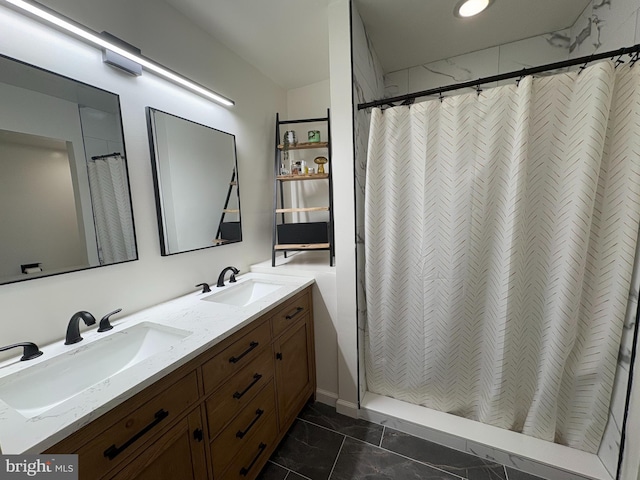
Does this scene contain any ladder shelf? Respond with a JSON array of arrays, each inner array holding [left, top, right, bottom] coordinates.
[[272, 110, 334, 267]]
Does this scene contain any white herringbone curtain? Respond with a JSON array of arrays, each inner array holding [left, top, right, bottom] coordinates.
[[365, 61, 640, 452], [87, 155, 136, 265]]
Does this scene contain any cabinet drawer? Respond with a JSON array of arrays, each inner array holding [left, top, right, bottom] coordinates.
[[217, 411, 278, 480], [202, 320, 271, 393], [210, 379, 276, 477], [205, 348, 274, 434], [271, 290, 310, 338], [77, 372, 199, 480]]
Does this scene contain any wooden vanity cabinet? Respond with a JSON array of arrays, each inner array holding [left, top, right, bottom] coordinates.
[[108, 408, 208, 480], [45, 286, 315, 480]]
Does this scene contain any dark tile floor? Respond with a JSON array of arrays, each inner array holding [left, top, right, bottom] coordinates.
[[257, 402, 546, 480]]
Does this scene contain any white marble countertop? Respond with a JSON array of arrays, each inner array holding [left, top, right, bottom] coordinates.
[[0, 272, 314, 454]]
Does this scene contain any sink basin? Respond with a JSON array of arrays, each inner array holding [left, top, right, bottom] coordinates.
[[0, 322, 191, 418], [202, 279, 283, 307]]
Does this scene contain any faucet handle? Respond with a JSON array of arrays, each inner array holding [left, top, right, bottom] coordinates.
[[230, 269, 239, 283], [0, 342, 43, 361], [98, 308, 122, 333], [196, 283, 211, 293]]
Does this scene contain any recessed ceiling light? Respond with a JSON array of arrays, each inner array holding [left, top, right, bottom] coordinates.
[[454, 0, 494, 18]]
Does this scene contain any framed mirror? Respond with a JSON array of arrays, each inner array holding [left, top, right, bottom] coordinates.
[[146, 108, 241, 255], [0, 54, 137, 285]]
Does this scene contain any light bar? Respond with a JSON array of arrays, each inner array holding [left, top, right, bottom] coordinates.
[[3, 0, 235, 107]]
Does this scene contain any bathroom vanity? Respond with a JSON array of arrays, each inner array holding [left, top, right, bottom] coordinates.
[[0, 274, 315, 480]]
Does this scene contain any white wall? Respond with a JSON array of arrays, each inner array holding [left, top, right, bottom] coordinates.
[[0, 0, 286, 352], [329, 0, 359, 416], [282, 80, 341, 403], [283, 80, 332, 224]]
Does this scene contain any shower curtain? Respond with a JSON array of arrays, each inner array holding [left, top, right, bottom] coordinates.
[[87, 154, 136, 265], [364, 61, 640, 453]]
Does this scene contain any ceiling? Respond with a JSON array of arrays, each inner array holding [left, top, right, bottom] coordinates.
[[166, 0, 591, 90]]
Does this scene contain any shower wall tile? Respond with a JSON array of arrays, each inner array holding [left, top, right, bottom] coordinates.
[[383, 69, 409, 98], [597, 296, 637, 477], [598, 9, 638, 54], [351, 2, 384, 404], [592, 0, 639, 47], [569, 2, 594, 58], [498, 30, 571, 76], [407, 47, 499, 97], [569, 0, 640, 59]]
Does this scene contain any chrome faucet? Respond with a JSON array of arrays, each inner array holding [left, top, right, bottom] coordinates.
[[0, 342, 43, 361], [216, 266, 239, 287], [65, 311, 96, 345]]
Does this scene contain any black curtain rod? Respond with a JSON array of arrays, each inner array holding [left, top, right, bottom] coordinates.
[[358, 44, 640, 110], [91, 152, 122, 160]]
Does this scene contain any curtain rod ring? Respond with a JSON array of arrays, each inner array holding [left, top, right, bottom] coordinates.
[[476, 84, 483, 96], [578, 54, 595, 75]]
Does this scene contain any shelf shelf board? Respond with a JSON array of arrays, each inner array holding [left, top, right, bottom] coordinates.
[[222, 209, 239, 214], [274, 243, 330, 250], [277, 173, 329, 182], [276, 207, 329, 213], [278, 142, 328, 151]]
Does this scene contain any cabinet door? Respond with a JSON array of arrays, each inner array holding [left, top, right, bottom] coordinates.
[[273, 315, 314, 426], [108, 408, 208, 480]]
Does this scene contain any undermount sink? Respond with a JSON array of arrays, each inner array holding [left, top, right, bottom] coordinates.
[[0, 322, 191, 418], [202, 279, 284, 307]]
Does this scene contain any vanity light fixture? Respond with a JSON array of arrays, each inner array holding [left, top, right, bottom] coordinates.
[[454, 0, 494, 18], [2, 0, 235, 107]]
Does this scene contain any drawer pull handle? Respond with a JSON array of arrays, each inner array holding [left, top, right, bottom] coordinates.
[[285, 307, 304, 320], [103, 409, 169, 460], [233, 373, 262, 399], [239, 442, 267, 476], [229, 341, 259, 364], [193, 428, 204, 442], [236, 409, 264, 439]]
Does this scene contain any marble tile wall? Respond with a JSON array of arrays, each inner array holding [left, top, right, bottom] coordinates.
[[383, 29, 571, 99], [350, 3, 384, 404]]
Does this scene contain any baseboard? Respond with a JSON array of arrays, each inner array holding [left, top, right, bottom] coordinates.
[[335, 399, 358, 418], [315, 389, 338, 407]]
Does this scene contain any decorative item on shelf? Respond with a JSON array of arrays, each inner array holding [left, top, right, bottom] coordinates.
[[314, 156, 328, 174], [308, 167, 315, 174], [308, 130, 321, 143], [283, 130, 297, 146], [282, 130, 296, 175]]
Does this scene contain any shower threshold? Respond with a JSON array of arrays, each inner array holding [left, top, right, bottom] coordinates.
[[359, 392, 611, 480]]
